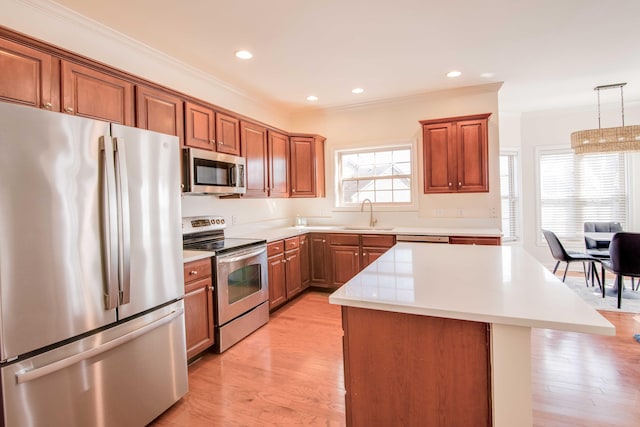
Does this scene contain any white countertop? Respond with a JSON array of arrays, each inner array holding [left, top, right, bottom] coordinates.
[[183, 249, 215, 263], [329, 242, 615, 335], [237, 225, 502, 243]]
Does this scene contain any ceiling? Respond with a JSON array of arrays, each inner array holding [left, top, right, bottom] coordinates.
[[52, 0, 640, 114]]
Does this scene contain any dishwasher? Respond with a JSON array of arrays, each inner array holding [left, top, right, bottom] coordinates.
[[396, 235, 450, 243]]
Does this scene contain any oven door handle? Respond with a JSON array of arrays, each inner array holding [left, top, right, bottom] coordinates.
[[217, 246, 266, 264]]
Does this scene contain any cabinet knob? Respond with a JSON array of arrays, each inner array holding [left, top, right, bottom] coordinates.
[[448, 182, 452, 187], [42, 102, 52, 110], [322, 240, 326, 243], [458, 181, 462, 187], [363, 252, 367, 256], [210, 139, 215, 144], [292, 189, 296, 193], [208, 286, 215, 291], [64, 107, 74, 113], [219, 141, 224, 145], [354, 252, 358, 256], [189, 270, 198, 275]]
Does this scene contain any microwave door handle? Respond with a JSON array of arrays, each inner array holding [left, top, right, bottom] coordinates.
[[100, 136, 119, 310], [114, 137, 131, 305], [229, 165, 236, 187]]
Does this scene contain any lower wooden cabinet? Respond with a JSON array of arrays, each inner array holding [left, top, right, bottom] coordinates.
[[267, 237, 302, 310], [309, 233, 330, 287], [183, 258, 215, 360], [450, 236, 501, 246], [300, 234, 311, 289]]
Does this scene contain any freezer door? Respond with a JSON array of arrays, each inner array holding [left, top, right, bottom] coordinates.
[[111, 124, 183, 319], [0, 103, 116, 361], [1, 301, 188, 427]]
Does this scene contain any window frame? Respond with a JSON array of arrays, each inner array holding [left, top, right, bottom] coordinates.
[[535, 145, 629, 247], [499, 149, 521, 243], [334, 140, 418, 211]]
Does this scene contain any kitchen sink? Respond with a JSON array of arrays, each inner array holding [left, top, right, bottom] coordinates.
[[343, 226, 395, 231]]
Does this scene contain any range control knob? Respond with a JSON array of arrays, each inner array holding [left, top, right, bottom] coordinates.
[[221, 219, 225, 224]]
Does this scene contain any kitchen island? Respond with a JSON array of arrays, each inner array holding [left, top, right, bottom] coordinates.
[[329, 243, 615, 427]]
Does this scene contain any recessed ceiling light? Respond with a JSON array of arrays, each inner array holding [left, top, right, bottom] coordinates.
[[235, 50, 253, 59], [352, 88, 364, 94], [306, 95, 318, 102], [446, 70, 462, 78], [480, 72, 496, 78]]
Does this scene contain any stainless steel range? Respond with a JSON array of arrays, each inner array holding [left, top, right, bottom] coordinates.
[[182, 216, 269, 353]]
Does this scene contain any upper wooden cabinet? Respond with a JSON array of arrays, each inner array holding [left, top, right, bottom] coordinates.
[[216, 112, 241, 156], [241, 120, 269, 197], [62, 61, 134, 125], [268, 130, 290, 198], [136, 85, 184, 142], [185, 103, 241, 155], [0, 38, 57, 111], [420, 113, 491, 193], [290, 135, 326, 198], [184, 101, 215, 150]]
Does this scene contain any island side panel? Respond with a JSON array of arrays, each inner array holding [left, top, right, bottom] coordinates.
[[490, 323, 532, 427], [341, 306, 492, 427]]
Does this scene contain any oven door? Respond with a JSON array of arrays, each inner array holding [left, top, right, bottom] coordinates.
[[215, 245, 268, 326]]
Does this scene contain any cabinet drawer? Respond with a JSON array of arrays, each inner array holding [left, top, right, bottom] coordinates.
[[449, 236, 501, 246], [361, 234, 396, 248], [268, 240, 285, 257], [183, 258, 212, 284], [284, 236, 300, 250], [329, 234, 359, 246]]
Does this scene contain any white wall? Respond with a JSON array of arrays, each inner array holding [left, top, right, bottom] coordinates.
[[519, 103, 640, 267], [289, 84, 503, 230]]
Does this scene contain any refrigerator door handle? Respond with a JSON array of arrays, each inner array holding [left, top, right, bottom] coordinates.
[[114, 137, 131, 305], [100, 136, 119, 310], [14, 308, 184, 384]]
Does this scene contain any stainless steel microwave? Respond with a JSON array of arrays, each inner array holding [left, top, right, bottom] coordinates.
[[182, 148, 246, 195]]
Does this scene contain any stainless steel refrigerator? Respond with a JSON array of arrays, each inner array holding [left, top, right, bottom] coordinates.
[[0, 103, 188, 426]]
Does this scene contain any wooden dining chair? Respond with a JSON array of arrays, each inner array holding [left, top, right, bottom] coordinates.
[[542, 230, 599, 286], [600, 232, 640, 309]]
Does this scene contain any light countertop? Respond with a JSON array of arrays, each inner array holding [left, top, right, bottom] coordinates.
[[236, 225, 502, 243], [329, 242, 615, 335], [183, 249, 215, 263]]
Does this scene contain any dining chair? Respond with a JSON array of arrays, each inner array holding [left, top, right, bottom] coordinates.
[[600, 232, 640, 309], [542, 230, 599, 286], [583, 222, 622, 287]]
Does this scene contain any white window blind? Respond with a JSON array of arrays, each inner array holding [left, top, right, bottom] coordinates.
[[538, 149, 627, 242], [499, 152, 519, 242], [337, 146, 412, 206]]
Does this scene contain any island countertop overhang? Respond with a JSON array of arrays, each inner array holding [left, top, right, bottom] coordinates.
[[329, 243, 615, 336]]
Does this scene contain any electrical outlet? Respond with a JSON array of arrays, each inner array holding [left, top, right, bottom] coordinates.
[[231, 215, 237, 225]]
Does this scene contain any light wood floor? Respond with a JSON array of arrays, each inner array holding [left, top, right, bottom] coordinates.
[[151, 290, 640, 427]]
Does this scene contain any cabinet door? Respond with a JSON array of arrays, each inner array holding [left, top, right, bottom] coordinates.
[[184, 101, 215, 150], [241, 121, 269, 197], [0, 38, 56, 110], [61, 61, 134, 125], [310, 233, 330, 287], [330, 245, 360, 286], [135, 85, 184, 143], [300, 234, 311, 288], [268, 253, 287, 310], [268, 130, 290, 198], [184, 276, 214, 359], [285, 248, 302, 299], [361, 247, 389, 269], [290, 136, 315, 197], [456, 119, 488, 192], [422, 122, 455, 193], [215, 112, 241, 155]]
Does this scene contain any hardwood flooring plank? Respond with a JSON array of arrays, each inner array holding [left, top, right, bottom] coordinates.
[[151, 290, 640, 426]]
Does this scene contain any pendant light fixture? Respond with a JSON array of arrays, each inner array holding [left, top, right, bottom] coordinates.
[[571, 83, 640, 154]]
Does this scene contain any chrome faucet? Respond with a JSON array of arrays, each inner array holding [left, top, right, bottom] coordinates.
[[360, 198, 377, 228]]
